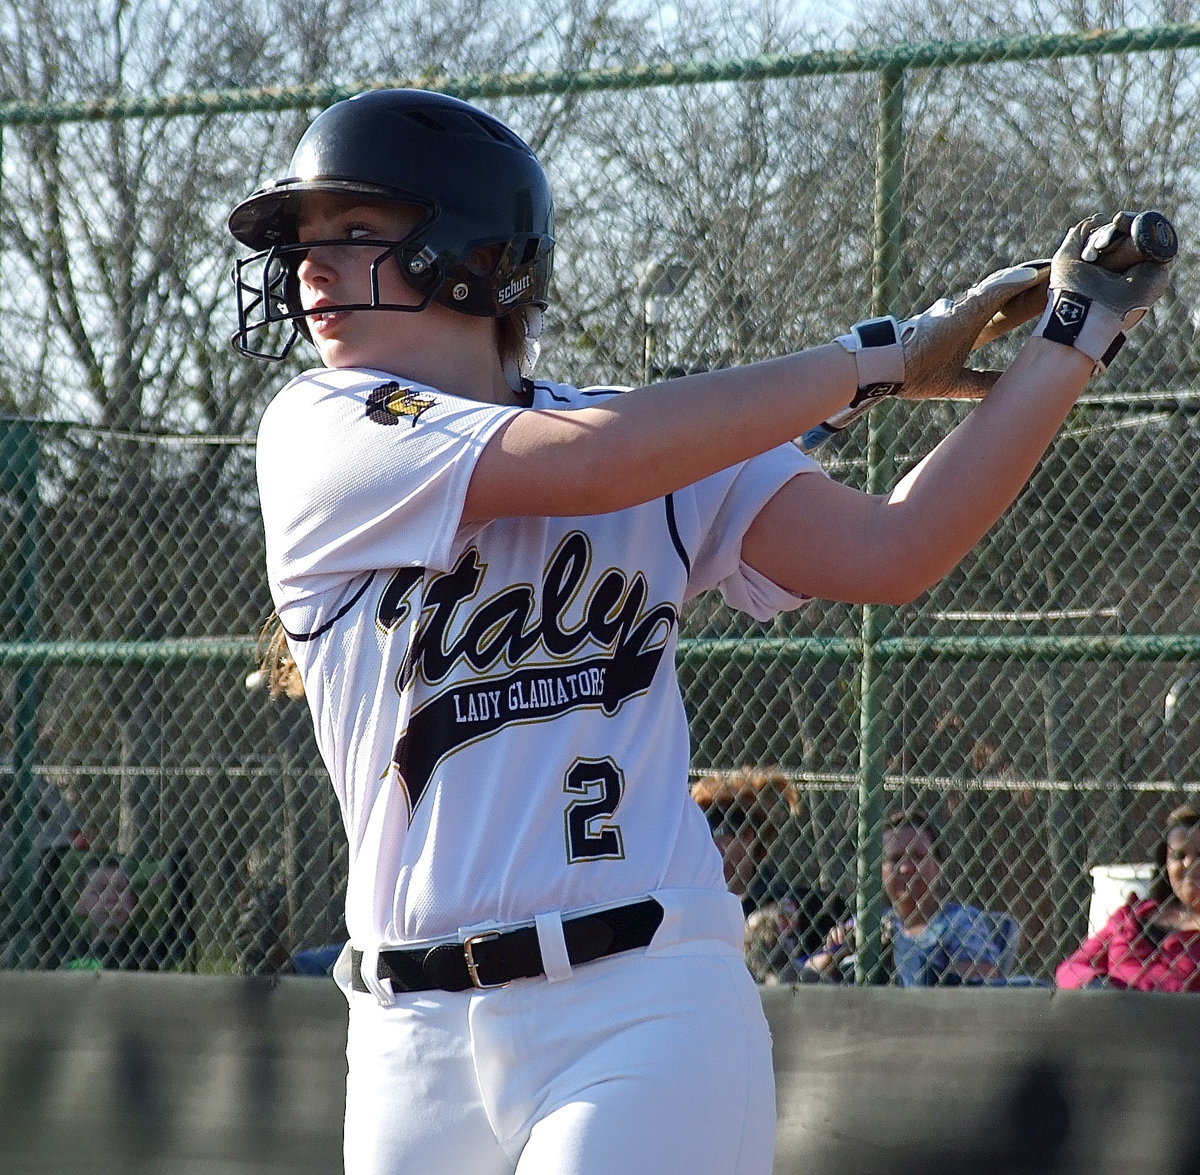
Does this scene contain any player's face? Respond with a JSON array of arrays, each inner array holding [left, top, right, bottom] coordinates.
[[713, 823, 760, 894], [882, 826, 941, 910], [1166, 825, 1200, 913], [293, 194, 435, 369], [291, 192, 512, 400]]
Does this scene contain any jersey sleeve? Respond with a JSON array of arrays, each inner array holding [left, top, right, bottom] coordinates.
[[256, 368, 519, 608], [683, 442, 825, 621]]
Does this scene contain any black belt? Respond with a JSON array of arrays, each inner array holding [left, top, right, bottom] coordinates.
[[351, 898, 663, 994]]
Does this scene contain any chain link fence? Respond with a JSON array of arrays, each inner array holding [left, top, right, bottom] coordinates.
[[2, 23, 1200, 983]]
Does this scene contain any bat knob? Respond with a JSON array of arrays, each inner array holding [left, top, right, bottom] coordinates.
[[1130, 210, 1178, 264]]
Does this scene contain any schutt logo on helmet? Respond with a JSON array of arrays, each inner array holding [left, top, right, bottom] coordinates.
[[498, 275, 533, 305]]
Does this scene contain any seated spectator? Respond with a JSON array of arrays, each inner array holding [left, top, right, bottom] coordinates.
[[1056, 803, 1200, 992], [692, 767, 843, 982], [743, 898, 826, 985], [0, 776, 91, 968], [32, 850, 194, 971], [803, 806, 1011, 986], [234, 844, 294, 978], [59, 855, 155, 970]]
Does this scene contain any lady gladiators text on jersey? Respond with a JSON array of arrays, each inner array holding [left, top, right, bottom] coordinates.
[[381, 531, 678, 815]]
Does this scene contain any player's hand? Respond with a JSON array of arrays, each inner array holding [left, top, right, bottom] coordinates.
[[1032, 214, 1172, 373], [804, 261, 1049, 451], [1050, 214, 1171, 317], [970, 261, 1053, 349], [897, 260, 1050, 401]]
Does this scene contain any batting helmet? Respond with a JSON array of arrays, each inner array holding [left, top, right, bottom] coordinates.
[[228, 88, 555, 360]]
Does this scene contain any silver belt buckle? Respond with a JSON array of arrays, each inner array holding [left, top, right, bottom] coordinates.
[[463, 931, 506, 989]]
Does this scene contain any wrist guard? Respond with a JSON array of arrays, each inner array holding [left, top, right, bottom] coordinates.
[[835, 315, 906, 406], [801, 317, 907, 451], [1033, 289, 1144, 375]]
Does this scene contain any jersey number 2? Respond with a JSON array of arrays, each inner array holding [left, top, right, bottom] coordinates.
[[564, 757, 625, 863]]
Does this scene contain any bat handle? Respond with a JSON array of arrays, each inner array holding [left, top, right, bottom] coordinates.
[[799, 402, 874, 452]]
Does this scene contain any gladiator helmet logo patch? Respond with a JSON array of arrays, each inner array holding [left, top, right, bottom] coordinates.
[[365, 381, 435, 427]]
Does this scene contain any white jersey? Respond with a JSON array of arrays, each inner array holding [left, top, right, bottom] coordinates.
[[256, 367, 821, 949]]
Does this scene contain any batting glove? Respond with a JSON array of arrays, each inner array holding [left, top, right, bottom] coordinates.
[[897, 259, 1051, 400], [802, 261, 1050, 450], [1033, 214, 1171, 374]]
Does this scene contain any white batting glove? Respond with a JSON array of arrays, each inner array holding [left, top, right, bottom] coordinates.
[[1033, 215, 1171, 375], [802, 261, 1050, 450], [898, 259, 1051, 400]]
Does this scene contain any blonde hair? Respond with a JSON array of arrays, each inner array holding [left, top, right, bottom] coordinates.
[[256, 614, 305, 700]]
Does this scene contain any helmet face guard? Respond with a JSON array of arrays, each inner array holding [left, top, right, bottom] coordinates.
[[227, 89, 555, 361], [231, 237, 435, 361]]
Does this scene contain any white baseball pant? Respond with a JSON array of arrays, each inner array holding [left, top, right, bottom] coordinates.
[[335, 890, 775, 1175]]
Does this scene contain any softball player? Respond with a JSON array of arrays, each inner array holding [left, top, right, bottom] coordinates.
[[227, 89, 1169, 1175]]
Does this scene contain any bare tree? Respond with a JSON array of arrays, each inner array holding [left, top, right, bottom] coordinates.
[[0, 0, 714, 864]]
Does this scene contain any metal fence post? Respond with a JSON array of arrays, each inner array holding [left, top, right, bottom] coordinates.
[[0, 418, 42, 963], [855, 61, 906, 984]]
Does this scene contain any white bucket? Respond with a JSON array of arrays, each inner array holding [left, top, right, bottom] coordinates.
[[1088, 863, 1156, 935]]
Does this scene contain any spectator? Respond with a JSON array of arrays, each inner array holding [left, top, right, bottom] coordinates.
[[0, 775, 90, 967], [33, 849, 194, 972], [234, 844, 294, 978], [692, 767, 843, 981], [58, 855, 157, 970], [742, 898, 828, 985], [803, 807, 1011, 985], [1056, 803, 1200, 992]]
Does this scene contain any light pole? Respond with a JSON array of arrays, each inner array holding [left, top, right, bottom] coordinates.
[[635, 260, 689, 385]]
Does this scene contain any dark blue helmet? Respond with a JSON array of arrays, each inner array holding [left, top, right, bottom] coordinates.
[[228, 88, 555, 360]]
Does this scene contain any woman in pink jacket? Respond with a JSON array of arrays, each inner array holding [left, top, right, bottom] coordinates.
[[1057, 804, 1200, 992]]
